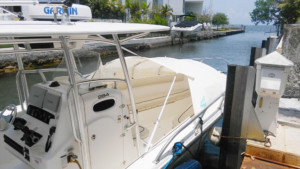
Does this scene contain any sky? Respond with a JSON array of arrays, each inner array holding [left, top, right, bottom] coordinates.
[[203, 0, 257, 25]]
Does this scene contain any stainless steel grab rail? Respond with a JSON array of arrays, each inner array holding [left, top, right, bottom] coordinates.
[[154, 92, 225, 163]]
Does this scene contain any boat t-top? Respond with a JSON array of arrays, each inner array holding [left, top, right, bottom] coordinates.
[[0, 19, 226, 169]]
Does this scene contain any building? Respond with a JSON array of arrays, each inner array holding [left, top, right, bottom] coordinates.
[[185, 0, 203, 16], [148, 0, 203, 17], [122, 0, 204, 21]]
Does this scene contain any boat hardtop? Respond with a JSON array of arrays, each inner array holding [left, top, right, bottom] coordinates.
[[0, 21, 170, 36]]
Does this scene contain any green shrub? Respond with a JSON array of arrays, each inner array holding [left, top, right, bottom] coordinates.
[[184, 12, 196, 21], [153, 14, 168, 25]]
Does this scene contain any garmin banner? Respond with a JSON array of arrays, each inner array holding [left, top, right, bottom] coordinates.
[[44, 7, 78, 15]]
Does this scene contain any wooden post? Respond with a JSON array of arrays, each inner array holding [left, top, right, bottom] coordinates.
[[266, 36, 277, 54], [261, 40, 267, 49], [249, 47, 267, 67], [218, 65, 256, 169]]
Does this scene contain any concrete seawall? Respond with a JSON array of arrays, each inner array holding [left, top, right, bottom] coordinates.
[[0, 29, 244, 74], [282, 24, 300, 98]]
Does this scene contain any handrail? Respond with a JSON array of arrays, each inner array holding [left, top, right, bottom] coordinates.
[[154, 92, 225, 163], [67, 87, 82, 143], [14, 42, 29, 108], [76, 78, 125, 86], [60, 36, 91, 169], [16, 71, 25, 112], [113, 34, 142, 155], [21, 68, 68, 73]]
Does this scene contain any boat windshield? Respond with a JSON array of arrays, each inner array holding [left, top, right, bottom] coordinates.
[[15, 43, 125, 86]]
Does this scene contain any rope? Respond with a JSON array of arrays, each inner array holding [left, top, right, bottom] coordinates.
[[163, 142, 183, 169], [181, 144, 197, 159], [70, 160, 82, 169], [68, 154, 82, 169], [163, 142, 198, 169], [212, 134, 272, 147], [212, 134, 247, 139], [195, 117, 204, 157]]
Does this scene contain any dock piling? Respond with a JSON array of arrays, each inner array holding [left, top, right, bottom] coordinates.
[[262, 36, 277, 54], [249, 47, 266, 67], [261, 40, 267, 49], [249, 47, 266, 106], [218, 65, 256, 169], [266, 36, 277, 54]]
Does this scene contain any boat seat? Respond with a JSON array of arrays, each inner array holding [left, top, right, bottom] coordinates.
[[116, 73, 190, 112], [87, 56, 191, 111]]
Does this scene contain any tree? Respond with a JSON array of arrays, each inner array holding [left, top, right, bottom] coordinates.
[[198, 14, 211, 24], [250, 0, 279, 25], [184, 12, 196, 21], [160, 4, 173, 18], [193, 9, 211, 24], [140, 1, 150, 16], [129, 0, 141, 19], [278, 0, 300, 24], [250, 0, 300, 34], [212, 13, 229, 30], [88, 0, 124, 19]]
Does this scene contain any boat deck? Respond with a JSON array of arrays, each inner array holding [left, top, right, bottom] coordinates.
[[241, 98, 300, 169]]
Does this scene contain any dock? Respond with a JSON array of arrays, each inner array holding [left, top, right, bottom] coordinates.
[[241, 98, 300, 169], [217, 34, 300, 169], [196, 29, 245, 40]]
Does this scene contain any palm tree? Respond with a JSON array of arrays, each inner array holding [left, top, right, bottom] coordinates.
[[160, 4, 173, 18], [129, 0, 141, 19], [140, 1, 150, 16]]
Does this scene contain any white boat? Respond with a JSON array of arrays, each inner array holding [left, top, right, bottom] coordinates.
[[0, 21, 226, 169], [171, 21, 202, 38], [0, 0, 91, 21]]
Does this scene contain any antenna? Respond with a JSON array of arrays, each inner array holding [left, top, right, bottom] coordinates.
[[209, 0, 213, 21]]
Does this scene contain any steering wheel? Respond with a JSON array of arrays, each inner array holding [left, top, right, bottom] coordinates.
[[0, 104, 17, 131]]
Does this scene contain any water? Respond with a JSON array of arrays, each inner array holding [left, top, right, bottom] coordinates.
[[136, 25, 276, 73], [0, 25, 276, 110]]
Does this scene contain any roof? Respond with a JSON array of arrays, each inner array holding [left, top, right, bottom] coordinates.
[[0, 21, 170, 37], [255, 51, 294, 67]]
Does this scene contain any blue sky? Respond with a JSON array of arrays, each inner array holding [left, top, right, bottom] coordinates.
[[203, 0, 256, 25]]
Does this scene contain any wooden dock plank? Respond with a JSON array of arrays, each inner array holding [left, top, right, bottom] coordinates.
[[241, 156, 295, 169]]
